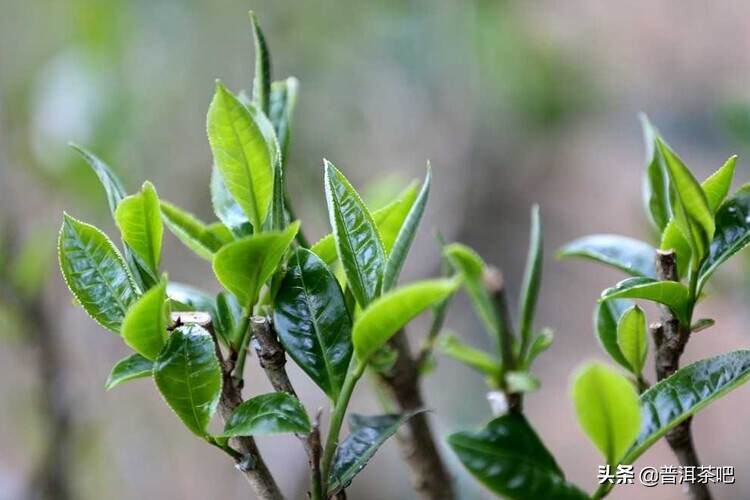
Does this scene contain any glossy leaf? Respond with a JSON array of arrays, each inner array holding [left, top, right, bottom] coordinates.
[[70, 143, 126, 213], [437, 333, 500, 377], [352, 278, 460, 362], [448, 413, 588, 500], [557, 234, 656, 278], [702, 155, 737, 212], [105, 353, 153, 390], [115, 181, 163, 276], [324, 160, 385, 307], [269, 77, 299, 160], [600, 277, 689, 324], [640, 115, 670, 231], [328, 411, 424, 495], [207, 81, 276, 231], [210, 166, 253, 238], [698, 184, 750, 291], [58, 214, 138, 332], [518, 205, 542, 357], [221, 392, 310, 437], [273, 248, 353, 401], [215, 291, 243, 346], [616, 305, 648, 376], [659, 219, 691, 280], [154, 325, 222, 436], [121, 279, 168, 360], [166, 282, 216, 316], [595, 299, 633, 371], [160, 200, 230, 260], [656, 138, 714, 263], [212, 221, 299, 306], [382, 167, 431, 291], [249, 11, 271, 114], [572, 362, 640, 466]]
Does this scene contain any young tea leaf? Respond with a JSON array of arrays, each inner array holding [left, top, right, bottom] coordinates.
[[58, 214, 138, 333], [160, 200, 230, 260], [557, 234, 656, 278], [571, 362, 640, 466], [154, 325, 222, 437], [167, 282, 217, 316], [616, 305, 648, 376], [210, 166, 253, 238], [249, 11, 271, 114], [702, 155, 737, 212], [640, 115, 670, 232], [600, 277, 689, 324], [220, 392, 310, 437], [595, 299, 634, 371], [659, 220, 691, 280], [121, 278, 168, 360], [273, 248, 353, 402], [437, 333, 500, 378], [69, 143, 127, 214], [115, 181, 163, 277], [215, 291, 243, 346], [105, 353, 153, 391], [269, 77, 299, 161], [518, 205, 542, 357]]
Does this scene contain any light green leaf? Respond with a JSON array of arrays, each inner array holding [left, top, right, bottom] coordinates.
[[269, 77, 299, 161], [702, 155, 737, 213], [616, 305, 648, 376], [594, 300, 633, 371], [518, 205, 542, 358], [572, 362, 640, 466], [154, 325, 222, 436], [115, 181, 163, 277], [220, 392, 310, 437], [160, 200, 229, 260], [212, 221, 299, 306], [600, 277, 689, 324], [122, 279, 168, 360], [527, 328, 554, 365], [58, 214, 138, 333], [105, 353, 153, 390], [210, 166, 253, 238], [166, 282, 216, 315], [640, 114, 671, 232], [382, 167, 431, 291], [437, 333, 500, 377], [249, 11, 271, 114], [659, 219, 691, 280], [352, 278, 460, 362], [324, 160, 385, 308], [557, 234, 656, 278], [207, 81, 276, 231]]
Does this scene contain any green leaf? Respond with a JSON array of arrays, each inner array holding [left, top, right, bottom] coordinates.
[[153, 325, 222, 436], [273, 248, 353, 402], [659, 219, 691, 280], [698, 184, 750, 291], [702, 155, 737, 212], [352, 278, 460, 362], [572, 362, 640, 466], [437, 333, 500, 377], [600, 277, 689, 324], [616, 305, 648, 376], [328, 411, 424, 495], [448, 413, 588, 500], [215, 291, 243, 346], [105, 353, 153, 390], [220, 392, 310, 437], [505, 371, 541, 393], [518, 205, 542, 357], [382, 167, 431, 292], [640, 115, 671, 231], [595, 300, 633, 371], [122, 279, 168, 360], [58, 214, 138, 333], [249, 11, 271, 114], [324, 160, 386, 307], [212, 221, 299, 306], [557, 234, 656, 278], [656, 138, 714, 263], [622, 350, 750, 464], [207, 81, 277, 231], [527, 328, 554, 364], [166, 282, 216, 315], [69, 143, 127, 214], [160, 200, 229, 260], [210, 166, 253, 238], [269, 77, 299, 161], [115, 181, 163, 276]]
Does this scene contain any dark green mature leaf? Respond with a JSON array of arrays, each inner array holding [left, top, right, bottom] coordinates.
[[657, 138, 714, 264], [518, 205, 542, 357], [600, 277, 689, 324], [557, 234, 656, 278], [437, 333, 500, 377], [572, 362, 640, 466], [382, 167, 431, 292], [160, 200, 231, 260], [324, 160, 385, 307], [58, 214, 138, 332], [122, 279, 168, 360], [210, 166, 253, 238], [105, 353, 153, 390], [274, 248, 352, 402], [212, 221, 299, 306], [154, 325, 222, 436], [269, 77, 299, 161], [702, 155, 737, 212], [616, 305, 647, 376], [352, 278, 460, 362], [221, 392, 310, 437], [698, 184, 750, 291], [595, 300, 633, 371], [328, 411, 424, 495], [69, 143, 127, 213], [448, 413, 588, 500], [115, 181, 163, 277], [640, 115, 670, 231], [207, 81, 277, 231], [622, 350, 750, 464], [249, 11, 271, 114]]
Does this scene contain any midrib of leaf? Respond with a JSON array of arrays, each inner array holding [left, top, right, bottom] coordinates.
[[76, 229, 131, 315], [224, 91, 261, 227], [142, 198, 158, 270], [332, 184, 369, 303], [180, 338, 204, 435]]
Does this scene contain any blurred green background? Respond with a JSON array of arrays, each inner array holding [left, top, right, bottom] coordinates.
[[2, 1, 750, 498]]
